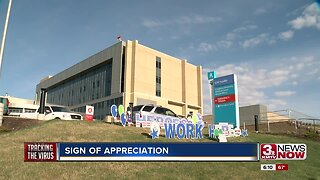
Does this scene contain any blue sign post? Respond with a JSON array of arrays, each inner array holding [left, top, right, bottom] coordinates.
[[211, 74, 240, 128]]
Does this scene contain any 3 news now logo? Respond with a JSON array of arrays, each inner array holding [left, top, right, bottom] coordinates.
[[260, 144, 307, 160]]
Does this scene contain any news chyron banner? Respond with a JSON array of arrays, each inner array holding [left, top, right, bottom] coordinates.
[[24, 142, 259, 162], [260, 144, 307, 160]]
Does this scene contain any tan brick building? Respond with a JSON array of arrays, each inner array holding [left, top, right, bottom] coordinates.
[[36, 40, 203, 119]]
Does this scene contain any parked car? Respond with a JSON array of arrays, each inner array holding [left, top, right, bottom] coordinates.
[[0, 97, 9, 115], [20, 105, 83, 120], [131, 104, 179, 123]]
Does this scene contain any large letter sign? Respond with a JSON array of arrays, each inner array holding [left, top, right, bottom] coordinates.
[[212, 74, 240, 128]]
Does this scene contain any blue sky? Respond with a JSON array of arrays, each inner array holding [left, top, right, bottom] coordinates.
[[0, 0, 319, 117]]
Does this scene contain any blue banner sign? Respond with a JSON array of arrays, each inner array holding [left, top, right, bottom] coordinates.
[[213, 74, 234, 87], [212, 74, 240, 128], [58, 142, 258, 161]]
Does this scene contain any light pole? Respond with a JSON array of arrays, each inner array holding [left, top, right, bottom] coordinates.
[[0, 0, 13, 76]]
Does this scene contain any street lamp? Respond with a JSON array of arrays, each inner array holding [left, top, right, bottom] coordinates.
[[0, 0, 13, 76]]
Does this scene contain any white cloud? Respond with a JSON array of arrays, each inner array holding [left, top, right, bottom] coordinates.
[[142, 20, 162, 28], [275, 91, 296, 97], [197, 24, 258, 53], [289, 3, 320, 30], [295, 63, 304, 70], [233, 25, 258, 33], [202, 63, 291, 113], [286, 56, 314, 71], [197, 42, 216, 52], [226, 25, 257, 40], [201, 55, 320, 114], [170, 36, 180, 40], [226, 33, 237, 41], [254, 7, 267, 15], [241, 33, 276, 48], [268, 99, 287, 110], [278, 30, 294, 40], [302, 56, 315, 64], [142, 15, 221, 28], [306, 69, 319, 75], [216, 40, 233, 48], [197, 40, 233, 53]]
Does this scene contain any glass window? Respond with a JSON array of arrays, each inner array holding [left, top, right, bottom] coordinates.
[[46, 60, 112, 107], [132, 105, 143, 111], [156, 56, 161, 69], [156, 90, 161, 97], [106, 100, 110, 109], [154, 107, 165, 115], [117, 97, 122, 105], [142, 105, 154, 112], [164, 108, 176, 117], [51, 106, 70, 112], [156, 57, 161, 97], [45, 106, 52, 114], [9, 108, 23, 113], [156, 77, 161, 84], [115, 98, 119, 106]]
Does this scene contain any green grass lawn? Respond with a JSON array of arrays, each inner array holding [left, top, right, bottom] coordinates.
[[0, 120, 319, 180]]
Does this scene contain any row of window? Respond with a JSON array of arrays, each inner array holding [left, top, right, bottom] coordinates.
[[46, 60, 112, 106], [156, 56, 161, 97], [71, 96, 123, 120], [9, 108, 36, 113]]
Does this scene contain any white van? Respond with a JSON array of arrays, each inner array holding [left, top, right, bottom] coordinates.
[[20, 105, 83, 120], [8, 104, 39, 116]]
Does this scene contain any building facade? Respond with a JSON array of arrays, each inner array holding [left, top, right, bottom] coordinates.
[[36, 40, 203, 120]]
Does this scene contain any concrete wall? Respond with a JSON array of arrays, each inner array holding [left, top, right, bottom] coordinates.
[[239, 104, 268, 125], [203, 104, 269, 125]]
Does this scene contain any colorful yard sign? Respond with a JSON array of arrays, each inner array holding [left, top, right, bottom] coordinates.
[[85, 105, 94, 121]]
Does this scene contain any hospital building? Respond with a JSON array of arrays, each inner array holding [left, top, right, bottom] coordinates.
[[36, 40, 203, 119]]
